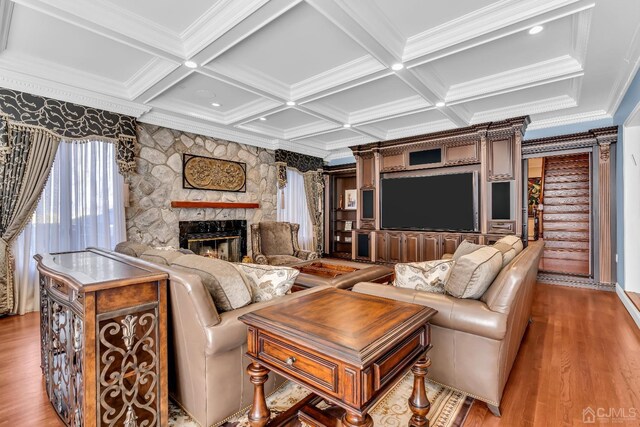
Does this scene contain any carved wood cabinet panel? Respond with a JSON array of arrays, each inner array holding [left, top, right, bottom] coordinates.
[[37, 249, 168, 427]]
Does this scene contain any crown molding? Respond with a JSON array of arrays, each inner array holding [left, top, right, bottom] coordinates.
[[384, 119, 457, 140], [0, 66, 150, 117], [325, 147, 355, 162], [329, 0, 405, 58], [180, 0, 272, 58], [238, 117, 339, 140], [447, 55, 583, 103], [349, 95, 430, 124], [606, 21, 640, 115], [526, 109, 611, 130], [471, 95, 577, 124], [125, 58, 180, 100], [140, 110, 279, 150], [302, 101, 350, 124], [571, 8, 593, 65], [275, 138, 329, 159], [15, 0, 184, 57], [323, 134, 375, 150], [290, 55, 385, 100], [403, 0, 590, 62], [210, 61, 291, 100], [0, 0, 14, 52]]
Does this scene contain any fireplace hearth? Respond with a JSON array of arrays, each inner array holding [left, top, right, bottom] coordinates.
[[179, 220, 247, 262]]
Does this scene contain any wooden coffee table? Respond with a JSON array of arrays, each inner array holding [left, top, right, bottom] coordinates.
[[239, 288, 437, 427]]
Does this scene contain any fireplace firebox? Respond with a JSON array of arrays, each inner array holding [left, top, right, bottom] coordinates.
[[179, 220, 247, 262]]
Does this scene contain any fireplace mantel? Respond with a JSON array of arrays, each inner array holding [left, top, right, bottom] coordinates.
[[171, 201, 260, 209]]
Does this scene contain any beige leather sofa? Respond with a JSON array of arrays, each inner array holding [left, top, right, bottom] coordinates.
[[107, 247, 328, 427], [352, 240, 543, 416]]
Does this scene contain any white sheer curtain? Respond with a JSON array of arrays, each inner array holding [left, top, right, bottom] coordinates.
[[277, 168, 314, 251], [12, 140, 126, 314]]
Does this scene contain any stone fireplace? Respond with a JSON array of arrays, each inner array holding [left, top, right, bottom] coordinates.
[[179, 220, 247, 262]]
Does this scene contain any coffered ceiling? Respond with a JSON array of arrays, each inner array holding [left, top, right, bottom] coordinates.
[[0, 0, 638, 161]]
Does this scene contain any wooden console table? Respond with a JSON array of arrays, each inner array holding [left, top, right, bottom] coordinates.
[[36, 248, 169, 427], [239, 288, 436, 427]]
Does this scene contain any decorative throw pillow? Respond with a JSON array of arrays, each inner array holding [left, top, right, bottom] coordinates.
[[394, 260, 455, 294], [234, 264, 299, 302], [114, 241, 151, 258], [495, 235, 523, 255], [493, 242, 517, 267], [140, 249, 186, 266], [171, 255, 252, 312], [452, 240, 485, 261], [445, 246, 503, 299]]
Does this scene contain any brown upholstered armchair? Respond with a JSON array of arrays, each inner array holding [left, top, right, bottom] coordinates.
[[250, 221, 318, 265]]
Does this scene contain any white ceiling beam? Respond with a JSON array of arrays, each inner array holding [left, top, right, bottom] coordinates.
[[0, 0, 14, 52]]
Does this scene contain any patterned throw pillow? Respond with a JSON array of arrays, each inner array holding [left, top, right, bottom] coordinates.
[[394, 260, 455, 294], [235, 264, 299, 303]]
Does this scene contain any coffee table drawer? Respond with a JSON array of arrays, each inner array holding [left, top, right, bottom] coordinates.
[[258, 334, 339, 394]]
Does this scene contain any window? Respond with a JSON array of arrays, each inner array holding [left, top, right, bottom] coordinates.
[[13, 140, 126, 314], [276, 168, 314, 251]]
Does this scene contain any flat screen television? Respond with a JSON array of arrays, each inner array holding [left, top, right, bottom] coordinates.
[[381, 172, 478, 231]]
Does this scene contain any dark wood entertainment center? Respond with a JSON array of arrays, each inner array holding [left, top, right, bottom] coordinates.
[[325, 117, 529, 263]]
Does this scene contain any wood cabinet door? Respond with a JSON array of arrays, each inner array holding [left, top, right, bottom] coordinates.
[[403, 234, 421, 263], [388, 233, 403, 263], [421, 234, 440, 261], [442, 234, 461, 256], [376, 232, 388, 263], [488, 137, 514, 180]]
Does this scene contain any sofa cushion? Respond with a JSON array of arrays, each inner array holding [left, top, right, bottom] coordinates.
[[258, 222, 294, 256], [452, 240, 484, 261], [234, 264, 299, 302], [493, 242, 517, 267], [265, 254, 302, 266], [445, 246, 503, 299], [114, 241, 151, 258], [495, 235, 523, 254], [394, 259, 454, 294], [171, 255, 252, 312], [140, 249, 186, 266]]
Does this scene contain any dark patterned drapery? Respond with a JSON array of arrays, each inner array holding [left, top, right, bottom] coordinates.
[[274, 149, 324, 173], [303, 170, 325, 254], [0, 89, 139, 315]]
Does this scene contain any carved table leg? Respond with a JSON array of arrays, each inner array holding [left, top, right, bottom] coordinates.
[[247, 362, 271, 427], [342, 411, 373, 427], [408, 356, 431, 427]]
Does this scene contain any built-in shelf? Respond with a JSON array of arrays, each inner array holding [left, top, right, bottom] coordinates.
[[171, 201, 260, 209]]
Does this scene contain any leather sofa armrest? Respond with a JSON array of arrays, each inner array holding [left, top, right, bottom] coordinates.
[[441, 253, 453, 260], [253, 254, 268, 264], [295, 250, 318, 260], [352, 283, 507, 340], [203, 285, 329, 355]]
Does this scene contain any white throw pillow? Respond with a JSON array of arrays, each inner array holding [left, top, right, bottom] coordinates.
[[234, 263, 300, 302], [393, 260, 455, 294]]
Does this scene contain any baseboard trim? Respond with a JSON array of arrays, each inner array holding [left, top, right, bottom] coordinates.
[[616, 283, 640, 329]]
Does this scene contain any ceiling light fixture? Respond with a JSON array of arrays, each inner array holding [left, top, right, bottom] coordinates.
[[391, 63, 404, 71], [259, 117, 267, 121], [286, 101, 296, 106], [435, 101, 446, 107], [211, 102, 221, 107], [343, 123, 351, 128], [528, 25, 544, 35], [184, 60, 198, 68]]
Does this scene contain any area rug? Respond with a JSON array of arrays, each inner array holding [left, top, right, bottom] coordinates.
[[169, 371, 473, 427]]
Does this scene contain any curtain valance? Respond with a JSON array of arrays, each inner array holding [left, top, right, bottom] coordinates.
[[0, 89, 137, 174]]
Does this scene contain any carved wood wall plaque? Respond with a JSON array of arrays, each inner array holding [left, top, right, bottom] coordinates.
[[183, 154, 247, 192]]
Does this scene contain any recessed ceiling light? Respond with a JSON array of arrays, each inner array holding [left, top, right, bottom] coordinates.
[[391, 63, 404, 71], [286, 101, 296, 106], [211, 102, 221, 107], [184, 60, 198, 69], [435, 101, 446, 107], [528, 25, 544, 35], [343, 123, 351, 128], [259, 117, 267, 121]]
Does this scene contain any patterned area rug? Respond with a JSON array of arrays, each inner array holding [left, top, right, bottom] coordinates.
[[169, 371, 473, 427]]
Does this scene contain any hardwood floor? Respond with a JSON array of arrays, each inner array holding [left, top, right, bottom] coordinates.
[[465, 284, 640, 426], [1, 283, 639, 426]]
